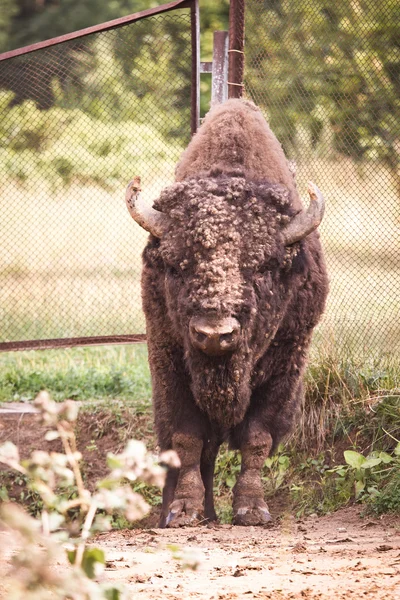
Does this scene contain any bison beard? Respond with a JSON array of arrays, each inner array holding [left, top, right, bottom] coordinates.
[[125, 99, 328, 527], [188, 348, 253, 428]]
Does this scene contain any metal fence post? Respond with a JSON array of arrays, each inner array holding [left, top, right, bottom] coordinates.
[[228, 0, 245, 99], [191, 0, 200, 134], [211, 31, 229, 105]]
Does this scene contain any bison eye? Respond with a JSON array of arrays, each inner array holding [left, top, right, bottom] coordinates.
[[255, 265, 269, 275], [166, 265, 180, 278]]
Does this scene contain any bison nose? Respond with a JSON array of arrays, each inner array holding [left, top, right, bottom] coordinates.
[[189, 317, 240, 356]]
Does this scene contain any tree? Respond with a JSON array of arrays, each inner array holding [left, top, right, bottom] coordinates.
[[245, 0, 400, 196], [0, 0, 17, 52]]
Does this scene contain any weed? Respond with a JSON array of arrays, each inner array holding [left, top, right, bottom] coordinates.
[[263, 449, 291, 496], [85, 440, 98, 452], [329, 444, 400, 509], [214, 446, 241, 495], [371, 468, 400, 514], [0, 392, 179, 599]]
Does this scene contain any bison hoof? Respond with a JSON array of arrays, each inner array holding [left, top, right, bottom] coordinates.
[[165, 499, 203, 528], [233, 498, 272, 526]]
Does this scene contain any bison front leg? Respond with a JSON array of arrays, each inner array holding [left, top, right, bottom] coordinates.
[[232, 349, 306, 525], [232, 422, 273, 526], [165, 432, 205, 527]]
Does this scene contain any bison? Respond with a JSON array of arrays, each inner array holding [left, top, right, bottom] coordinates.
[[125, 99, 328, 527]]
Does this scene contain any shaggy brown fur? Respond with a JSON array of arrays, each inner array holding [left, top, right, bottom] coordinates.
[[140, 99, 328, 527], [175, 99, 302, 210]]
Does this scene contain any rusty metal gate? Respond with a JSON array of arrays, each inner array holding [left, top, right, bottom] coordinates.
[[0, 0, 199, 351]]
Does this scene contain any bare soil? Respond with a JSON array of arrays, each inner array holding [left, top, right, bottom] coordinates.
[[1, 408, 400, 599], [97, 508, 400, 599], [0, 407, 156, 500]]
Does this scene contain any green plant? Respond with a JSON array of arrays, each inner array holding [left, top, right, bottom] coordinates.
[[262, 449, 291, 496], [213, 446, 241, 495], [0, 391, 178, 599], [330, 446, 400, 502], [371, 467, 400, 514]]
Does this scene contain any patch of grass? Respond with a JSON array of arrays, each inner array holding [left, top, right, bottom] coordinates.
[[0, 345, 151, 404], [301, 346, 400, 452]]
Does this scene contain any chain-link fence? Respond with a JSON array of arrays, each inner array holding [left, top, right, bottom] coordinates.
[[2, 0, 399, 360], [242, 0, 400, 359], [0, 1, 197, 350]]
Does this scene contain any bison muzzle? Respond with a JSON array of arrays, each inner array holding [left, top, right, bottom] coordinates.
[[125, 99, 328, 527], [189, 316, 241, 356]]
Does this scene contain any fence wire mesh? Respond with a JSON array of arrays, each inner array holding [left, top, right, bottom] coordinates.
[[243, 0, 400, 359], [0, 7, 193, 347]]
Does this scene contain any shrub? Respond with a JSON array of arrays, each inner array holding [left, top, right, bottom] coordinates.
[[0, 391, 179, 599]]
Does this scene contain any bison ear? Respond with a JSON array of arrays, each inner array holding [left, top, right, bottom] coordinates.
[[282, 182, 325, 246], [125, 177, 167, 238]]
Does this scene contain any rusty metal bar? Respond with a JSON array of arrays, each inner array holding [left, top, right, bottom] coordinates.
[[0, 335, 147, 353], [228, 0, 245, 99], [200, 61, 213, 73], [0, 0, 193, 62], [211, 31, 229, 105], [191, 0, 200, 134]]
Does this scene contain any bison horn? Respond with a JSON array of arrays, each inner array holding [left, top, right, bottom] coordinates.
[[282, 182, 325, 246], [125, 177, 166, 238]]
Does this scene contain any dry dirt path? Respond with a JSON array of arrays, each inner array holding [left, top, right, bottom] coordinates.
[[98, 507, 400, 599]]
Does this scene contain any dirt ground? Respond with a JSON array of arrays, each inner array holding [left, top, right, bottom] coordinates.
[[93, 507, 400, 600], [1, 408, 400, 599], [1, 507, 399, 599]]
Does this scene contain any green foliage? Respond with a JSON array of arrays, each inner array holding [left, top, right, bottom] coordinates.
[[327, 444, 400, 511], [245, 0, 400, 192], [3, 0, 229, 61], [67, 547, 106, 580], [0, 0, 229, 128], [290, 452, 350, 516], [4, 1, 166, 51], [0, 0, 17, 52], [0, 91, 182, 190], [372, 466, 400, 514], [213, 446, 241, 495], [289, 442, 400, 517], [199, 0, 229, 60], [2, 0, 398, 190], [263, 449, 291, 495]]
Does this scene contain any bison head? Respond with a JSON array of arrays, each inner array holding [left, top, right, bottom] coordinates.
[[125, 172, 324, 426]]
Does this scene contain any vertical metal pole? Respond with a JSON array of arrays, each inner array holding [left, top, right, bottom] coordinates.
[[211, 31, 229, 105], [228, 0, 245, 99], [191, 0, 200, 134]]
